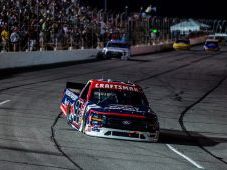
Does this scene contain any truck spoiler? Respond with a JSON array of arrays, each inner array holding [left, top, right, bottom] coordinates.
[[66, 82, 85, 95]]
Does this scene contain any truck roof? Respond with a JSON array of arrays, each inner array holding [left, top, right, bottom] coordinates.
[[108, 39, 128, 44], [89, 79, 143, 93]]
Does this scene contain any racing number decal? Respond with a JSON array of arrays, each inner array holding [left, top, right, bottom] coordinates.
[[71, 99, 86, 125]]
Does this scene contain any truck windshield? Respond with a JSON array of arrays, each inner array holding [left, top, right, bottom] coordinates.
[[176, 39, 190, 44], [107, 42, 129, 48], [91, 89, 148, 106], [205, 41, 218, 46]]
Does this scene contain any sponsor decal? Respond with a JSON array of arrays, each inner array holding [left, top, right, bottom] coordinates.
[[95, 83, 139, 92], [106, 105, 144, 113], [92, 127, 100, 132], [86, 126, 92, 132], [122, 120, 132, 125], [65, 89, 78, 101]]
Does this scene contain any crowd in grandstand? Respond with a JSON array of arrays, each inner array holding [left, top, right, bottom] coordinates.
[[0, 0, 133, 52], [1, 0, 209, 52]]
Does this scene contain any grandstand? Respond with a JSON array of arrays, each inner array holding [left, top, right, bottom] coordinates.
[[0, 0, 223, 52], [84, 0, 152, 12]]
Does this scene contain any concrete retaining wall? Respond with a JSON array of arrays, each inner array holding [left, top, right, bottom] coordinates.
[[0, 49, 97, 69], [190, 36, 207, 45], [130, 35, 207, 56], [131, 42, 173, 56], [0, 36, 207, 70], [0, 43, 173, 70]]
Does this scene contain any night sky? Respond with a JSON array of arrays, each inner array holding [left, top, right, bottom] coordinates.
[[86, 0, 226, 18], [158, 0, 226, 18]]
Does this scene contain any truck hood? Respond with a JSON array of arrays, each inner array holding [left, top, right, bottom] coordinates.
[[104, 47, 129, 52], [87, 103, 156, 118]]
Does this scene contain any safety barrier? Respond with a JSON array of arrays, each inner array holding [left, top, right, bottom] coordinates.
[[131, 42, 173, 56], [190, 36, 208, 45], [0, 49, 97, 70], [0, 37, 206, 70]]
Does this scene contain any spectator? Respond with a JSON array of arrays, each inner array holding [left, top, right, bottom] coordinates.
[[10, 27, 20, 52], [0, 0, 158, 51], [1, 25, 9, 51], [39, 31, 44, 50]]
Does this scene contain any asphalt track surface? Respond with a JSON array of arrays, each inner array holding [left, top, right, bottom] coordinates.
[[0, 46, 227, 170]]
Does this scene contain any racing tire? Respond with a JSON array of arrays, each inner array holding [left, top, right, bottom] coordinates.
[[105, 52, 111, 59], [96, 51, 104, 60], [78, 116, 87, 133], [82, 117, 88, 134], [59, 112, 64, 118]]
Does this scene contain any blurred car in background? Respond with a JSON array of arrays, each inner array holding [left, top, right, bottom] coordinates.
[[173, 39, 191, 50], [207, 34, 227, 45], [96, 40, 131, 60], [203, 39, 220, 51]]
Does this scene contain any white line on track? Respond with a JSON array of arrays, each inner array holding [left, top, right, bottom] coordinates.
[[166, 144, 205, 169], [0, 100, 11, 105]]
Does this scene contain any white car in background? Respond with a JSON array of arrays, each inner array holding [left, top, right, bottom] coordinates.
[[96, 40, 131, 60], [203, 39, 220, 51]]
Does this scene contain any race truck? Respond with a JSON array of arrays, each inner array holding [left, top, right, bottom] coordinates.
[[96, 40, 131, 60], [60, 79, 159, 142]]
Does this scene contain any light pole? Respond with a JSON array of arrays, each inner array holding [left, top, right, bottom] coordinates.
[[104, 0, 107, 12], [17, 0, 21, 51], [140, 6, 143, 16], [212, 20, 217, 33], [98, 9, 103, 21], [125, 5, 128, 18], [215, 20, 222, 33], [221, 20, 226, 33], [103, 0, 107, 23], [120, 12, 126, 27]]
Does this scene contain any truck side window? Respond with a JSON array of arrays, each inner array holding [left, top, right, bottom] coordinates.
[[74, 100, 81, 114], [80, 82, 90, 100]]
